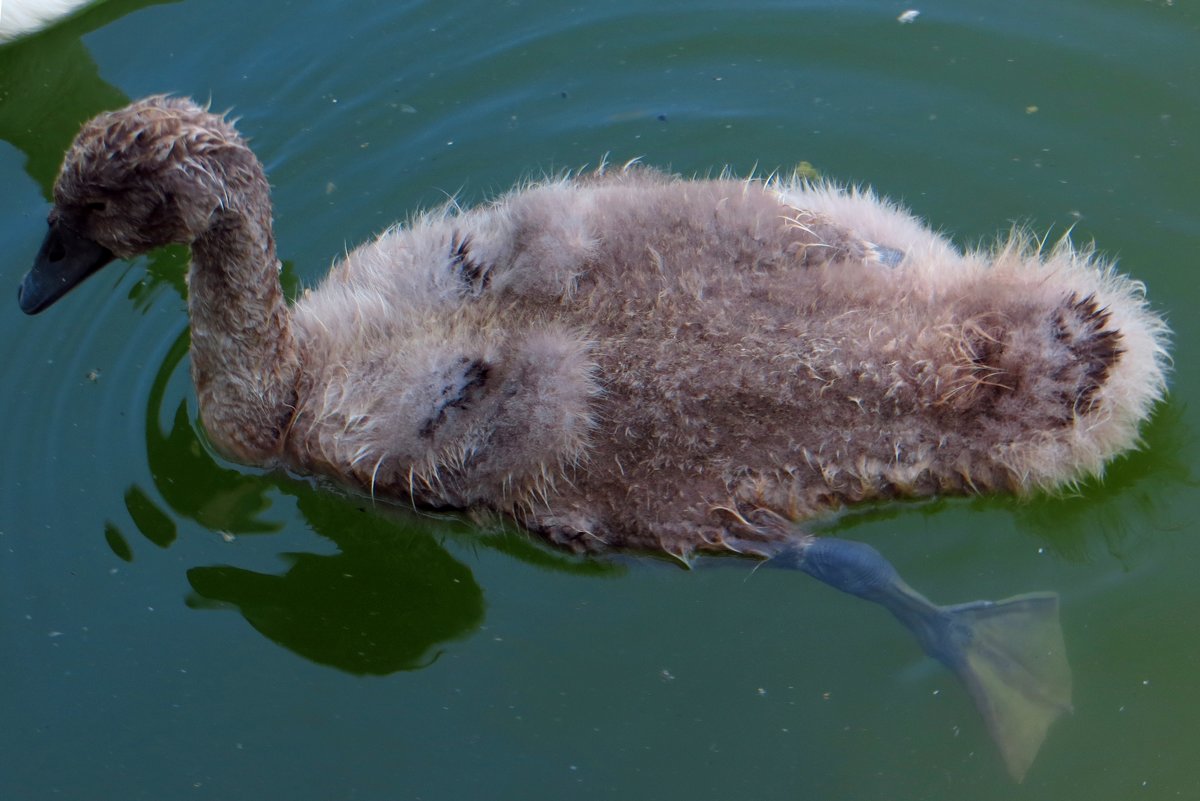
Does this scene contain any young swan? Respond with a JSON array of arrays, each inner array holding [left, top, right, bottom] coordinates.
[[20, 96, 1169, 780]]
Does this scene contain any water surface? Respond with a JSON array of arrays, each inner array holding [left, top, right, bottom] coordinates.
[[2, 1, 1199, 798]]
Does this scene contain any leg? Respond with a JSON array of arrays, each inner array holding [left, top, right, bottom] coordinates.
[[770, 536, 1072, 782]]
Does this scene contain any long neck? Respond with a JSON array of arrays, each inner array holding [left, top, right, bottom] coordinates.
[[187, 171, 300, 465]]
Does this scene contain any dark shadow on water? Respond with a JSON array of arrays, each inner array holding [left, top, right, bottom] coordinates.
[[105, 327, 619, 675], [185, 495, 486, 675], [1008, 400, 1196, 566]]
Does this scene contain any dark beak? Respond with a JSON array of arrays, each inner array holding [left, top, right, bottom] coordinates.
[[18, 220, 115, 315]]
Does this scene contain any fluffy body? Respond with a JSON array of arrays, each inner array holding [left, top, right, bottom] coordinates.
[[42, 97, 1171, 561]]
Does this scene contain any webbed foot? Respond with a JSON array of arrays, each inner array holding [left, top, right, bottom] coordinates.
[[772, 537, 1071, 781]]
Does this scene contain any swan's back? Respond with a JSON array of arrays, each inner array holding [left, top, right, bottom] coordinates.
[[285, 167, 1168, 557]]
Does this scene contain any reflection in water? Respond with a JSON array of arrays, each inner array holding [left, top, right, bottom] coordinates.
[[1010, 401, 1196, 564], [186, 493, 486, 675], [106, 326, 485, 673], [109, 326, 616, 674], [0, 0, 179, 195]]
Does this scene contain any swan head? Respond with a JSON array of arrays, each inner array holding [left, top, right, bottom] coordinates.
[[19, 96, 254, 314]]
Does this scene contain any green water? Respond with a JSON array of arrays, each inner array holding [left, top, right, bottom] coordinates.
[[2, 0, 1199, 798]]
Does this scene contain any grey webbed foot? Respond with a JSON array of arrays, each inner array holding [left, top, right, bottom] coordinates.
[[771, 536, 1072, 781]]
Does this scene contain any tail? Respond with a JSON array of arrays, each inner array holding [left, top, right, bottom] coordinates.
[[778, 536, 1072, 781], [930, 593, 1073, 782]]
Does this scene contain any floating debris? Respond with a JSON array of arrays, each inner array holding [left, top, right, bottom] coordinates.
[[897, 9, 920, 24], [793, 161, 821, 181]]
